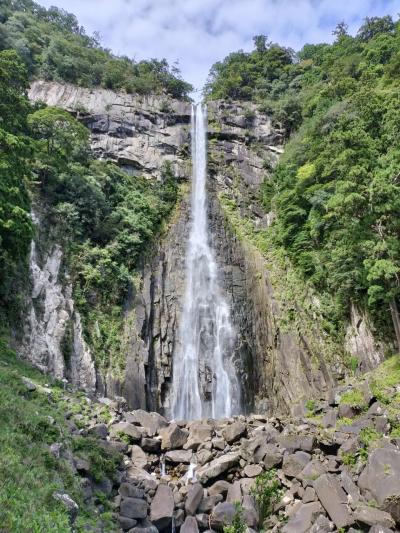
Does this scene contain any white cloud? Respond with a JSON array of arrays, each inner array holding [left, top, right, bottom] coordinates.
[[36, 0, 399, 92]]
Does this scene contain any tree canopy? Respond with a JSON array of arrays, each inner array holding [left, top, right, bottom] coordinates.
[[0, 0, 193, 98]]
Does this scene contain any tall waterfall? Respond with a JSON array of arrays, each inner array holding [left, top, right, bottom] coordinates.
[[171, 103, 240, 420]]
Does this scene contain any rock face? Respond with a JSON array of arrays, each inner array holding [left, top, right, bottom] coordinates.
[[16, 216, 96, 391], [205, 100, 389, 414], [29, 81, 191, 180], [207, 101, 338, 414], [345, 303, 386, 371], [23, 82, 191, 408]]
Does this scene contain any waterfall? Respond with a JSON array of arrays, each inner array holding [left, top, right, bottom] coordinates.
[[171, 103, 240, 420]]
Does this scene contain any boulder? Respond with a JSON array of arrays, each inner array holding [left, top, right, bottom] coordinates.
[[198, 494, 223, 513], [358, 448, 400, 522], [197, 452, 241, 483], [119, 483, 145, 499], [353, 505, 395, 529], [185, 483, 204, 515], [89, 423, 108, 439], [141, 437, 161, 453], [338, 404, 357, 418], [222, 422, 247, 444], [196, 448, 213, 465], [262, 444, 283, 469], [126, 409, 168, 436], [340, 471, 360, 508], [185, 423, 213, 450], [165, 449, 193, 464], [160, 423, 188, 450], [302, 486, 316, 503], [321, 410, 337, 429], [368, 526, 396, 533], [210, 502, 236, 531], [52, 492, 79, 523], [119, 516, 137, 531], [240, 436, 267, 462], [131, 445, 147, 468], [242, 494, 259, 528], [282, 451, 311, 478], [128, 519, 158, 533], [278, 434, 315, 452], [282, 502, 322, 533], [196, 514, 209, 529], [120, 497, 148, 520], [22, 377, 37, 391], [150, 484, 174, 530], [298, 459, 326, 482], [181, 516, 199, 533], [209, 480, 231, 497], [212, 437, 225, 450], [314, 474, 354, 529], [309, 513, 333, 533], [110, 422, 142, 442], [243, 464, 263, 478], [226, 480, 242, 504]]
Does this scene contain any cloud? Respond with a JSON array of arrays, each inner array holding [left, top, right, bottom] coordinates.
[[36, 0, 399, 92]]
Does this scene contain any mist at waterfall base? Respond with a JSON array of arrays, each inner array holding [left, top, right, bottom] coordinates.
[[171, 103, 240, 421]]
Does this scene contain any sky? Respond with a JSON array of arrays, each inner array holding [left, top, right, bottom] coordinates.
[[36, 0, 400, 94]]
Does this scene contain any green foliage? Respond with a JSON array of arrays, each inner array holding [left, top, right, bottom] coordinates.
[[0, 339, 116, 531], [341, 452, 357, 466], [0, 0, 192, 98], [369, 355, 400, 403], [305, 399, 316, 412], [0, 49, 33, 322], [205, 36, 294, 101], [223, 501, 247, 533], [72, 436, 120, 483], [250, 469, 282, 526], [339, 389, 366, 409], [359, 427, 381, 447], [208, 15, 400, 343]]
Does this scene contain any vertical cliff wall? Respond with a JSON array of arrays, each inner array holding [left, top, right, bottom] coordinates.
[[205, 100, 387, 414], [20, 83, 387, 416]]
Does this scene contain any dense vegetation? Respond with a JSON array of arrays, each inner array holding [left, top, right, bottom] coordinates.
[[0, 340, 120, 531], [0, 0, 192, 98], [206, 16, 400, 347], [0, 48, 180, 374]]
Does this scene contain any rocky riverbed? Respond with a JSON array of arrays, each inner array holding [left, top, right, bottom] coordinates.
[[34, 356, 400, 533]]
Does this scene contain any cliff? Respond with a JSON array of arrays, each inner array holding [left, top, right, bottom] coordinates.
[[20, 81, 387, 416]]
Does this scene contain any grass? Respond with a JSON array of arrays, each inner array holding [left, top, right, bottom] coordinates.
[[0, 339, 120, 532], [339, 389, 367, 409]]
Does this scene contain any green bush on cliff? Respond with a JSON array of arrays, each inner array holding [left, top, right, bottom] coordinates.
[[207, 16, 400, 345]]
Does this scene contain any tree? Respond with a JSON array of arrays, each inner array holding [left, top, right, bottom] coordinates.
[[253, 35, 268, 53], [333, 21, 349, 40], [357, 16, 395, 42]]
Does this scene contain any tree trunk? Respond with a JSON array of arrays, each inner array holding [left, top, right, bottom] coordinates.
[[389, 298, 400, 351]]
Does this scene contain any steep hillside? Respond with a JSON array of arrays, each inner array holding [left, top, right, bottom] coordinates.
[[206, 16, 400, 354]]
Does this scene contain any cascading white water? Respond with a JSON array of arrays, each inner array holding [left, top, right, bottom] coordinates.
[[171, 103, 240, 420]]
